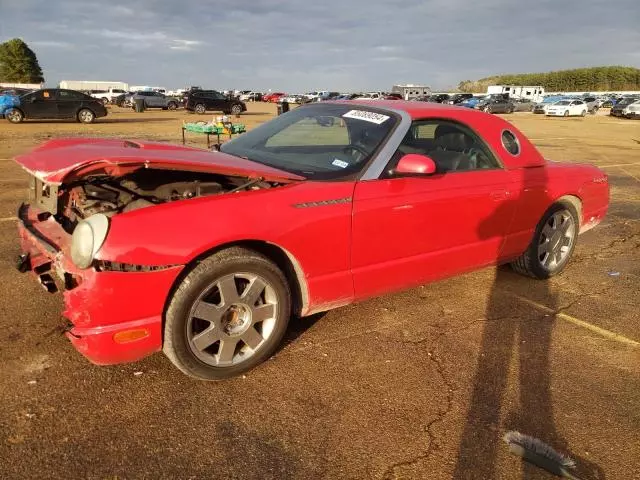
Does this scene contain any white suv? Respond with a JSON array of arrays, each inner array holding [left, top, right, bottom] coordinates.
[[90, 88, 128, 104]]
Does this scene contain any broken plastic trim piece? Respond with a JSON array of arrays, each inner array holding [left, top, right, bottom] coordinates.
[[94, 260, 179, 273]]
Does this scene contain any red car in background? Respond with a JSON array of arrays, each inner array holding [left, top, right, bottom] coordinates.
[[262, 92, 286, 103], [14, 101, 609, 380]]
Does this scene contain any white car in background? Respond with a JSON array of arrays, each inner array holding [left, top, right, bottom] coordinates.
[[619, 99, 640, 118], [545, 99, 588, 117], [354, 92, 384, 100]]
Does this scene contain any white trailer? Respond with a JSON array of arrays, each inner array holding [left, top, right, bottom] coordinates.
[[487, 85, 545, 103], [392, 84, 431, 100], [59, 80, 129, 92]]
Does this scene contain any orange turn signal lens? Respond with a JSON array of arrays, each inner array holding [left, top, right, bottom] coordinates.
[[113, 329, 149, 344]]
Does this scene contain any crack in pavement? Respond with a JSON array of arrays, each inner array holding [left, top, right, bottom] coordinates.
[[382, 326, 456, 480]]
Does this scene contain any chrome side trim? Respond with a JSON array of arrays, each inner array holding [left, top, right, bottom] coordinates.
[[360, 107, 412, 180]]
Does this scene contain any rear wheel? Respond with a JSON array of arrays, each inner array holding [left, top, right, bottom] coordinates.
[[581, 110, 587, 117], [510, 203, 578, 279], [163, 247, 291, 380], [5, 108, 24, 123], [563, 110, 569, 117], [230, 103, 242, 115], [77, 109, 95, 124], [194, 103, 206, 114], [100, 97, 109, 105], [167, 101, 178, 110]]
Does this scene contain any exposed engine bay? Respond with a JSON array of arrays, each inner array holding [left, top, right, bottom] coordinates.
[[30, 168, 277, 231]]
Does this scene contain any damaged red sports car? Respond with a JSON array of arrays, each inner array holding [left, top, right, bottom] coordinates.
[[15, 101, 609, 380]]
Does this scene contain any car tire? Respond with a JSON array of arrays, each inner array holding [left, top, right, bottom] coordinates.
[[510, 203, 579, 279], [101, 98, 109, 105], [483, 106, 490, 113], [5, 108, 24, 123], [194, 103, 206, 114], [563, 110, 569, 117], [163, 247, 292, 380], [167, 102, 178, 111], [230, 104, 242, 115], [77, 108, 95, 124], [581, 110, 587, 117]]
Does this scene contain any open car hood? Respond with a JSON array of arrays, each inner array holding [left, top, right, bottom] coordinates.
[[14, 137, 305, 184]]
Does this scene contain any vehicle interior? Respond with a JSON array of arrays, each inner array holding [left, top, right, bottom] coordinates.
[[391, 121, 499, 175]]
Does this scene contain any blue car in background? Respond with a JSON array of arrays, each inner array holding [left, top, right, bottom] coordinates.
[[0, 92, 21, 118], [460, 96, 483, 109]]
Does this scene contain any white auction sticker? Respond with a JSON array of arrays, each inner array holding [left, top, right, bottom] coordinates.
[[342, 110, 390, 124], [332, 159, 349, 168]]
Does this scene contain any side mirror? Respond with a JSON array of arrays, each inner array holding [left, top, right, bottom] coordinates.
[[395, 154, 437, 176]]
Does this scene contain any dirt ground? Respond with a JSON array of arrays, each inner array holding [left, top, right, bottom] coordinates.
[[0, 103, 638, 480]]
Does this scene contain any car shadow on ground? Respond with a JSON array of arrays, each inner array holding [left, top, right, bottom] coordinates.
[[453, 165, 606, 480], [278, 312, 327, 352]]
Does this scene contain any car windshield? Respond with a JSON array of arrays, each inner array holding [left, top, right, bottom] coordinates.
[[617, 97, 636, 106], [220, 103, 398, 180]]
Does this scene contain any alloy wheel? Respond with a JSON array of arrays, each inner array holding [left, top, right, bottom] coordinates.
[[187, 273, 278, 367], [537, 210, 576, 270]]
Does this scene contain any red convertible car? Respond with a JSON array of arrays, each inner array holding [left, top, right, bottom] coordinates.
[[15, 101, 609, 380]]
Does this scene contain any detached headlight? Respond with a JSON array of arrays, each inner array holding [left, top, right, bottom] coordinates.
[[70, 214, 109, 269]]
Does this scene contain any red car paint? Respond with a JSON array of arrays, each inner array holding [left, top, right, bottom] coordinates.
[[15, 101, 609, 367], [262, 92, 286, 103]]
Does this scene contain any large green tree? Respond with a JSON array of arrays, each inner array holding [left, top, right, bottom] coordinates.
[[0, 38, 44, 83]]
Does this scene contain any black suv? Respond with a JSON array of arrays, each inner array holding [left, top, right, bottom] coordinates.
[[185, 90, 247, 115]]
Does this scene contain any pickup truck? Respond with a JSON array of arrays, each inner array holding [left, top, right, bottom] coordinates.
[[90, 88, 128, 105]]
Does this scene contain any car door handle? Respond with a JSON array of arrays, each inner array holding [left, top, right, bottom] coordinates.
[[490, 190, 510, 201]]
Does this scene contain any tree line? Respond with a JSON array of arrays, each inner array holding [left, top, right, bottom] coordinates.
[[458, 66, 640, 93]]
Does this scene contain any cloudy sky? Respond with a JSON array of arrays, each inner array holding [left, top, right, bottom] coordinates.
[[1, 0, 638, 91]]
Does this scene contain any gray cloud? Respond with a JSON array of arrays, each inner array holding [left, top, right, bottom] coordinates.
[[1, 0, 637, 91]]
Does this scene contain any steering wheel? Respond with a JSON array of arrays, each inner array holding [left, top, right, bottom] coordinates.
[[343, 144, 369, 161]]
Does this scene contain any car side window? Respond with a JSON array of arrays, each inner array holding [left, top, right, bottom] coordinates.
[[386, 120, 501, 176], [58, 90, 85, 100]]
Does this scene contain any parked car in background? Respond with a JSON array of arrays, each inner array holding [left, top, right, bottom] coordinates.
[[448, 93, 474, 105], [354, 92, 384, 100], [610, 97, 639, 117], [532, 96, 568, 114], [4, 88, 107, 123], [13, 100, 609, 379], [91, 88, 128, 105], [185, 90, 246, 115], [545, 99, 588, 117], [263, 92, 286, 103], [239, 91, 263, 102], [475, 97, 515, 113], [459, 96, 482, 109], [582, 96, 601, 113], [427, 93, 451, 104], [618, 99, 640, 118], [131, 91, 180, 110], [512, 98, 534, 112]]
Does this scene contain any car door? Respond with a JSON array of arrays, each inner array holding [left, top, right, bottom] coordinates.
[[56, 89, 84, 118], [211, 91, 228, 111], [351, 119, 518, 299], [22, 89, 59, 119]]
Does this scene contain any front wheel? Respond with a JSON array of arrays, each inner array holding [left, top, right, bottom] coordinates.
[[77, 108, 95, 124], [163, 247, 292, 380], [167, 102, 178, 110], [510, 203, 578, 279], [194, 103, 206, 114], [563, 110, 569, 117], [230, 103, 242, 115], [5, 108, 24, 123], [581, 110, 587, 117]]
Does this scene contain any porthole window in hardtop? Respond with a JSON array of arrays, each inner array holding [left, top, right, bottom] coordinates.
[[501, 130, 520, 155]]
